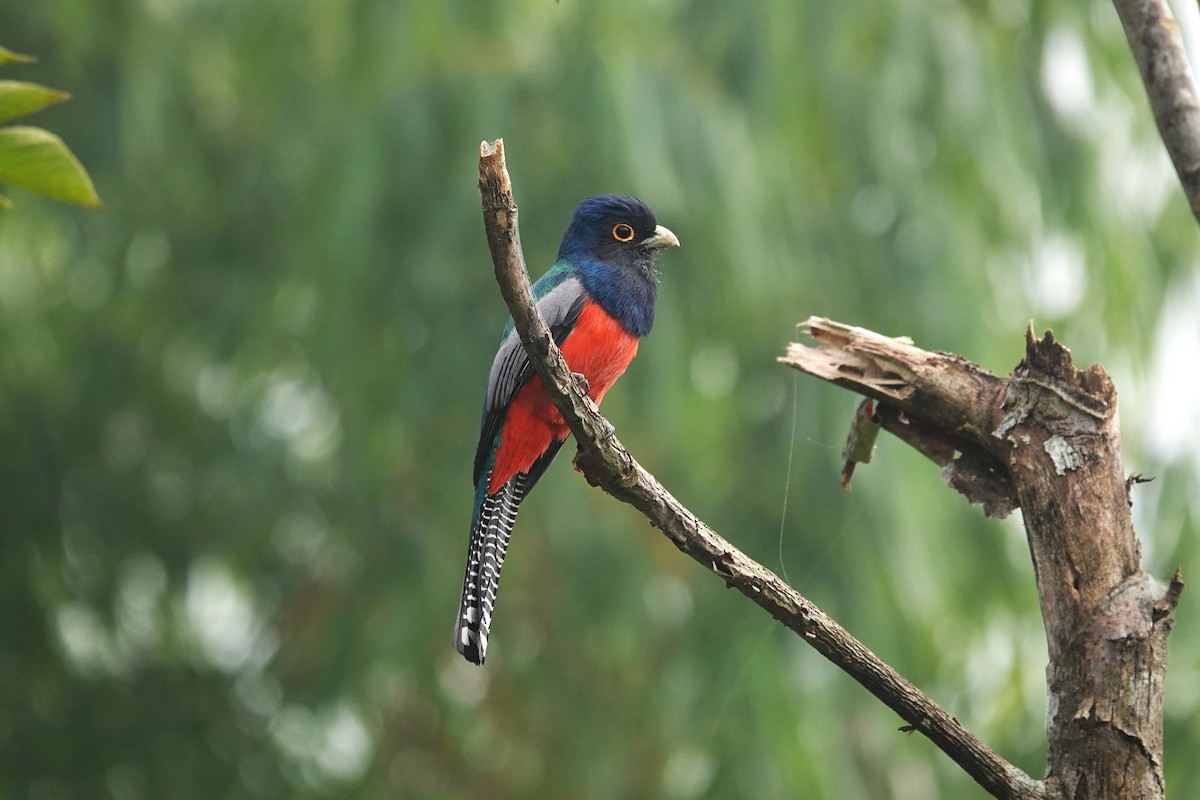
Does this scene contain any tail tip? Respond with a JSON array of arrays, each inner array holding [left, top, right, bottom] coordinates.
[[455, 624, 487, 666]]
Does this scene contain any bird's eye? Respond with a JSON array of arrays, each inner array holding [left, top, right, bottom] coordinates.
[[612, 223, 635, 242]]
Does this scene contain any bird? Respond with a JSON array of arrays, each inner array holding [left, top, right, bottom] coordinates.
[[454, 194, 679, 665]]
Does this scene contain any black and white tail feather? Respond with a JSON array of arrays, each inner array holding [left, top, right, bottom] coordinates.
[[454, 472, 527, 664], [455, 441, 564, 665]]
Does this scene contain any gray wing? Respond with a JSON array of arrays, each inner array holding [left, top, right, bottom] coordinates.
[[472, 276, 587, 486]]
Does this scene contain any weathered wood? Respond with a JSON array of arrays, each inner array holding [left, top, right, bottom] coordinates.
[[780, 317, 1179, 799], [1112, 0, 1200, 223]]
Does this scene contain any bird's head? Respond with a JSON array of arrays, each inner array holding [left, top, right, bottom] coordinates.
[[557, 195, 679, 283]]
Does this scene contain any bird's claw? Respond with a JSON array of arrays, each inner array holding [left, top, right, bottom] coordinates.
[[599, 419, 616, 442], [571, 372, 590, 394]]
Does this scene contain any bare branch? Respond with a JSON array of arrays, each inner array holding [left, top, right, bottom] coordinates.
[[1113, 0, 1200, 223], [781, 317, 1175, 799], [477, 140, 1046, 800]]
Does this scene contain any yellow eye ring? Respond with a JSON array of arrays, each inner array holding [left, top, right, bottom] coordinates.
[[612, 223, 635, 242]]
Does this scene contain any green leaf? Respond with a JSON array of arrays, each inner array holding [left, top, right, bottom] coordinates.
[[0, 80, 70, 123], [0, 46, 36, 66], [0, 126, 101, 208]]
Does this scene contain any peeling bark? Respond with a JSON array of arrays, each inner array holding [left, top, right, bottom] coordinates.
[[780, 318, 1179, 799]]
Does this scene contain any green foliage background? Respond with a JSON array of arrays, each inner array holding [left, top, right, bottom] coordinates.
[[1, 2, 1197, 798]]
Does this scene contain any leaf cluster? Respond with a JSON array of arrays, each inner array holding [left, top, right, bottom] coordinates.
[[0, 45, 99, 208]]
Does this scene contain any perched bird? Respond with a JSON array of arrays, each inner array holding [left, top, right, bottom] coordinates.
[[455, 194, 679, 665]]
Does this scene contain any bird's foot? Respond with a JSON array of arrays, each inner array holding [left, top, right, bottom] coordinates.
[[598, 419, 616, 443], [571, 372, 591, 394]]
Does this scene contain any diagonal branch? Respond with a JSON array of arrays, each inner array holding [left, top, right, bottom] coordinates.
[[477, 139, 1047, 800], [1113, 0, 1200, 223]]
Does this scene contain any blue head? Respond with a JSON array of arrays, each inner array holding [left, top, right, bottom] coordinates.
[[556, 195, 679, 337]]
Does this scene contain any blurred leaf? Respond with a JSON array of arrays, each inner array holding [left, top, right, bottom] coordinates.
[[0, 45, 36, 66], [0, 125, 101, 208], [0, 80, 69, 123]]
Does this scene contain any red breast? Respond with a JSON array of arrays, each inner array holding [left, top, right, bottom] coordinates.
[[489, 298, 639, 493]]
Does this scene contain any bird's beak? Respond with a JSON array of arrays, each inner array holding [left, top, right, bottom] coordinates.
[[641, 225, 680, 250]]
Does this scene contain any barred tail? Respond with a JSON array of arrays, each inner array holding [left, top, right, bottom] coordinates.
[[455, 472, 529, 665]]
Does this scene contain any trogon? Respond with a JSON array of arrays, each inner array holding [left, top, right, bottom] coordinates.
[[455, 194, 679, 664]]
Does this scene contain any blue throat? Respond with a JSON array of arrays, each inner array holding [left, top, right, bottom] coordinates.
[[573, 256, 657, 338]]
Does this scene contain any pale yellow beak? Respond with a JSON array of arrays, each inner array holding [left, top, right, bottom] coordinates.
[[642, 224, 680, 250]]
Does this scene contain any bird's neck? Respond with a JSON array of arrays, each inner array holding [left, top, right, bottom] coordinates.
[[575, 257, 657, 338]]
